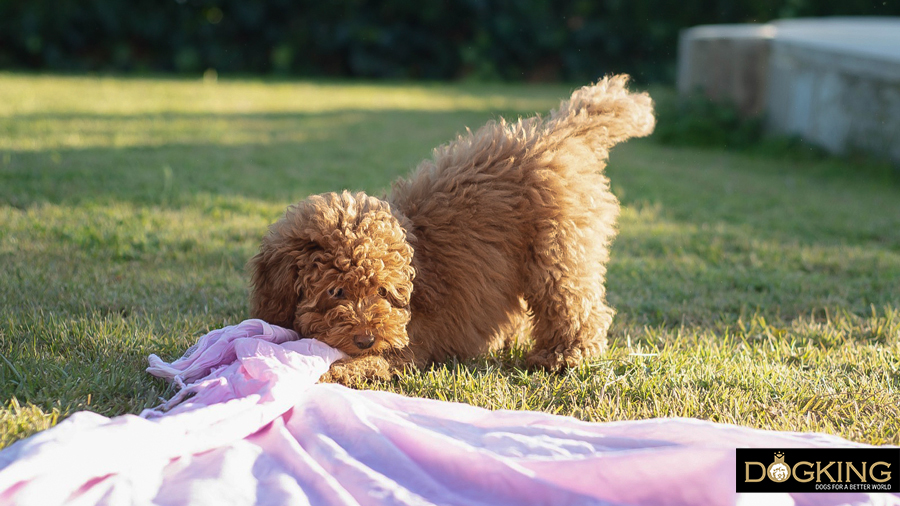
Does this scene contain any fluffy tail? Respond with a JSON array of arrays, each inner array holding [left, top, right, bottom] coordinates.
[[394, 75, 653, 200], [540, 75, 655, 154]]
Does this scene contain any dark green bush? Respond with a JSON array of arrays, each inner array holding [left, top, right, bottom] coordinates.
[[653, 91, 900, 184], [653, 90, 835, 157], [1, 0, 898, 81], [654, 92, 765, 150]]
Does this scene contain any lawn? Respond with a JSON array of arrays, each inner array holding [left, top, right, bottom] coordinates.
[[1, 73, 898, 449]]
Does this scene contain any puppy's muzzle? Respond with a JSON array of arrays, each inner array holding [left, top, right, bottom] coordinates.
[[353, 333, 375, 350]]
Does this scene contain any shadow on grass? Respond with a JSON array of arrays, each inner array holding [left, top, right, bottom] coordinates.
[[0, 109, 512, 209], [1, 108, 899, 333]]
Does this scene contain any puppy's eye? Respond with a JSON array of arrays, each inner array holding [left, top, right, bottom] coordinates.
[[377, 287, 387, 297], [328, 287, 344, 299]]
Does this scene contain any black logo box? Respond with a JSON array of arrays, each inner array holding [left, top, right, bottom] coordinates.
[[736, 448, 899, 493]]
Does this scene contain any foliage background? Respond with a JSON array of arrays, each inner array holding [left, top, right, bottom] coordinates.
[[2, 0, 899, 82]]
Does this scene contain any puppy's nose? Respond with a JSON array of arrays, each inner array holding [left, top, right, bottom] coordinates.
[[353, 333, 375, 350]]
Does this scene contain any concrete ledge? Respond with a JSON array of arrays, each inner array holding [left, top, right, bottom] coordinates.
[[772, 18, 900, 76], [677, 17, 900, 163], [677, 24, 774, 116]]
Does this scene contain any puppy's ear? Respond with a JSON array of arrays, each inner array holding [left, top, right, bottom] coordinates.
[[250, 193, 348, 328], [248, 233, 302, 329]]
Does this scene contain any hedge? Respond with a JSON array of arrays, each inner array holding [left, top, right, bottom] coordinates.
[[1, 0, 897, 82]]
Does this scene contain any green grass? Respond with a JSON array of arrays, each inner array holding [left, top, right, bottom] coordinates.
[[1, 74, 898, 449]]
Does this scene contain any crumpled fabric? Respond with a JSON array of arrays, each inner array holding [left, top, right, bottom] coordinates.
[[0, 319, 896, 506]]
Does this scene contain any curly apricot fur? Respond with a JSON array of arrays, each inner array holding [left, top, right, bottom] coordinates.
[[249, 76, 655, 383]]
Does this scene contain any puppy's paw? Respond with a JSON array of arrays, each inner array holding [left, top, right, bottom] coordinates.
[[318, 361, 354, 386], [318, 356, 394, 386], [525, 347, 584, 372]]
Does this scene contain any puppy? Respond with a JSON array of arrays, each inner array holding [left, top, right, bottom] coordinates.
[[249, 76, 654, 384]]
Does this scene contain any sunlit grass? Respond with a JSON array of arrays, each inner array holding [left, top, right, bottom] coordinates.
[[1, 73, 898, 448], [392, 308, 900, 445], [0, 74, 568, 116]]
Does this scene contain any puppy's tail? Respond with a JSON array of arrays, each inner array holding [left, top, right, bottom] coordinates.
[[540, 75, 655, 154], [399, 75, 653, 196]]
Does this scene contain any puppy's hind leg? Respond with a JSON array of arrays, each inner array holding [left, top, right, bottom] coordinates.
[[523, 271, 613, 371], [522, 228, 614, 370]]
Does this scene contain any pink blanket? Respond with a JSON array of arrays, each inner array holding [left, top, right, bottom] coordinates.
[[0, 319, 896, 506]]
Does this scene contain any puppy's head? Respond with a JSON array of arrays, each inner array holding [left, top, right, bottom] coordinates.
[[249, 191, 415, 356]]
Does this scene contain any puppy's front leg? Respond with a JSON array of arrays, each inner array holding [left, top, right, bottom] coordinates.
[[319, 355, 395, 386]]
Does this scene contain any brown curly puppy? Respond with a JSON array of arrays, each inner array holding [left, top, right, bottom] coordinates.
[[249, 75, 655, 384]]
